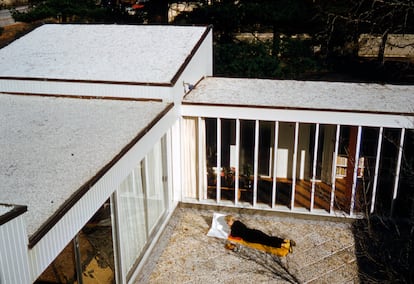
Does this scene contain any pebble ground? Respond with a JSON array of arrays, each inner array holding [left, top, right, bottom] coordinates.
[[136, 204, 359, 283]]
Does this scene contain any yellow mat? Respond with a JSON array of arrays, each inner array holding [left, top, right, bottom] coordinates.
[[227, 236, 293, 257]]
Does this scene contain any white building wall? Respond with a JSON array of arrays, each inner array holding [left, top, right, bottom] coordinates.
[[0, 206, 31, 284]]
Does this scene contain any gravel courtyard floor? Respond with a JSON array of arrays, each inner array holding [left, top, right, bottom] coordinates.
[[136, 204, 359, 284]]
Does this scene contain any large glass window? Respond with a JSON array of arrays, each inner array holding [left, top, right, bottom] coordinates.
[[192, 115, 411, 218], [34, 201, 115, 284], [275, 122, 295, 208], [116, 135, 169, 281], [145, 138, 168, 234], [239, 120, 255, 204], [375, 128, 401, 215], [257, 121, 274, 207], [205, 118, 217, 200], [293, 123, 312, 210], [395, 129, 414, 218], [312, 124, 336, 212], [357, 127, 380, 214]]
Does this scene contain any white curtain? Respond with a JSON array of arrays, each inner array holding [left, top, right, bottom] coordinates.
[[117, 167, 147, 276], [181, 117, 198, 199]]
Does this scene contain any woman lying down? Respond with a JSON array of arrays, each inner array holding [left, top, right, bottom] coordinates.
[[224, 215, 296, 257]]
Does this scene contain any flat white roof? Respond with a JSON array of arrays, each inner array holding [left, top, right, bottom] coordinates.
[[0, 93, 171, 238], [0, 24, 209, 84], [184, 77, 414, 115]]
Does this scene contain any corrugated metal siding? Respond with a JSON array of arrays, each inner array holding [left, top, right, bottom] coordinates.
[[0, 79, 170, 100], [0, 214, 31, 284], [27, 107, 178, 282]]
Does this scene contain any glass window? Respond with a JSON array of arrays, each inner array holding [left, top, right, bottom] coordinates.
[[35, 201, 116, 284], [205, 118, 217, 200], [117, 169, 147, 277], [145, 139, 168, 234], [220, 119, 236, 202], [257, 121, 274, 206], [375, 128, 401, 215], [275, 122, 295, 208]]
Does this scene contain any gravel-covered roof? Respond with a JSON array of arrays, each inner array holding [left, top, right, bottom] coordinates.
[[0, 24, 208, 84], [0, 93, 170, 237], [184, 77, 414, 115]]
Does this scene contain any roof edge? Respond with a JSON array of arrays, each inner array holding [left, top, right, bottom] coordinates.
[[0, 91, 163, 102], [0, 76, 173, 87], [0, 204, 28, 226]]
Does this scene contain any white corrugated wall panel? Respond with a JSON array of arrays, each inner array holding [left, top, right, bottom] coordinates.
[[0, 214, 31, 284], [28, 106, 179, 282], [0, 79, 171, 100]]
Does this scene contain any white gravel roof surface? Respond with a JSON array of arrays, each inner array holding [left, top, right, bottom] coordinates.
[[184, 77, 414, 114], [0, 93, 170, 237], [0, 24, 208, 83]]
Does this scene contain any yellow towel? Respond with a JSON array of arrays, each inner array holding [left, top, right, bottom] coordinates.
[[227, 236, 293, 257]]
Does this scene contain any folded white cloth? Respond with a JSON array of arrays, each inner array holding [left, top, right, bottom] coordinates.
[[207, 212, 230, 239]]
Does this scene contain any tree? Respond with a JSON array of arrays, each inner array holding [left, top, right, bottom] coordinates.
[[11, 0, 109, 23]]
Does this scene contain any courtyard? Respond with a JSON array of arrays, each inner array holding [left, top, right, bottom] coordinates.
[[136, 204, 359, 283]]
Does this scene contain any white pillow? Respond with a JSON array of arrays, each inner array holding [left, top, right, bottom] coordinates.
[[207, 212, 230, 239]]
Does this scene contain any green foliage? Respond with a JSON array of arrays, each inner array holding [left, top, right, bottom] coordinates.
[[214, 37, 322, 79], [353, 216, 414, 282], [12, 0, 109, 23], [214, 40, 281, 79], [173, 1, 242, 43], [239, 0, 312, 34]]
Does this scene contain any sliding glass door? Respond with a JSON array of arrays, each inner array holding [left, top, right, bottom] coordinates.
[[115, 136, 169, 282]]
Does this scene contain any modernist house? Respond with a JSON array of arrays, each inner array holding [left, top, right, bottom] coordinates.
[[0, 24, 413, 284]]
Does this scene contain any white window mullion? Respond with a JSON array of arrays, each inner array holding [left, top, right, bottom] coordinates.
[[391, 128, 405, 216], [310, 123, 320, 211], [272, 121, 279, 209], [330, 124, 340, 213], [350, 126, 362, 216], [253, 120, 259, 207], [370, 127, 383, 213], [216, 118, 221, 203], [234, 119, 240, 205], [291, 122, 299, 209]]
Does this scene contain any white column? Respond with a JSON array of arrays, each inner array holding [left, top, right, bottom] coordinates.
[[253, 120, 259, 206], [291, 122, 299, 209], [391, 128, 405, 216], [216, 118, 221, 203], [370, 127, 383, 214], [310, 123, 320, 211], [235, 119, 240, 205], [330, 124, 341, 213], [272, 121, 279, 209]]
